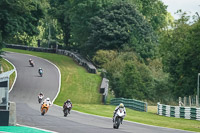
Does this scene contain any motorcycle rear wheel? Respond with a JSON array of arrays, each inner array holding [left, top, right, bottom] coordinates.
[[41, 109, 45, 115]]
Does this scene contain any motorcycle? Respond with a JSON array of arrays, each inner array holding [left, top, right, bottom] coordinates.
[[29, 60, 34, 67], [39, 69, 43, 77], [113, 108, 125, 129], [41, 103, 49, 116], [38, 95, 44, 104], [63, 103, 72, 117]]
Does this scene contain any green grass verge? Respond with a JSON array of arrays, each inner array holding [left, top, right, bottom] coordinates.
[[3, 48, 200, 132], [0, 57, 16, 89], [72, 104, 200, 132], [3, 48, 102, 104]]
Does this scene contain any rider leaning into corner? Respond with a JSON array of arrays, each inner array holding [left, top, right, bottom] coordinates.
[[38, 92, 44, 97], [42, 97, 52, 107], [38, 67, 43, 73], [63, 99, 73, 114], [113, 103, 126, 123], [29, 58, 32, 63]]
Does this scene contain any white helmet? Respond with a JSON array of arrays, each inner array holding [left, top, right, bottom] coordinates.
[[46, 98, 50, 101]]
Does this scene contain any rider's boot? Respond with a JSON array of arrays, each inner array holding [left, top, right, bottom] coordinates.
[[121, 118, 123, 124]]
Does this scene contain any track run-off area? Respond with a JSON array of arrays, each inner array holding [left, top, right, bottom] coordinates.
[[1, 51, 195, 133]]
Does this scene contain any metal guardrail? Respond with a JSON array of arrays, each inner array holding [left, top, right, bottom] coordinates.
[[110, 98, 148, 112], [157, 103, 200, 120], [6, 44, 55, 53], [6, 44, 97, 74], [57, 49, 96, 74]]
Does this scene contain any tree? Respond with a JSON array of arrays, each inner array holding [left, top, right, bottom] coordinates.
[[160, 12, 200, 97], [134, 0, 168, 31], [49, 0, 71, 47], [0, 0, 44, 46], [103, 51, 156, 100], [92, 50, 117, 68], [86, 1, 157, 59], [69, 0, 104, 50]]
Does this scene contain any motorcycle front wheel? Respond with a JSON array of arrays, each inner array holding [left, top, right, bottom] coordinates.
[[113, 117, 121, 129], [116, 118, 121, 129], [64, 109, 68, 117]]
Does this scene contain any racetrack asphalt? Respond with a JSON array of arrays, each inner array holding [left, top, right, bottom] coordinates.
[[2, 51, 195, 133]]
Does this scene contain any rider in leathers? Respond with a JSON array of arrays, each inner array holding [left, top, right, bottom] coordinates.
[[42, 97, 52, 107], [113, 103, 126, 124], [63, 99, 72, 114]]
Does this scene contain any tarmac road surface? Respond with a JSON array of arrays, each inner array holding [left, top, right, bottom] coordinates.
[[2, 52, 195, 133]]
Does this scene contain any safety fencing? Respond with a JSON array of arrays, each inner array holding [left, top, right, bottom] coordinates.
[[110, 98, 148, 112], [56, 49, 96, 74], [6, 44, 55, 53], [157, 103, 200, 120], [6, 44, 96, 74]]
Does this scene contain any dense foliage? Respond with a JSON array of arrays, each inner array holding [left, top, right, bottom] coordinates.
[[86, 1, 157, 59], [1, 0, 199, 104], [0, 0, 44, 45], [160, 14, 200, 98]]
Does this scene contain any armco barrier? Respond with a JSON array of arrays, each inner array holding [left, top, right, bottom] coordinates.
[[6, 44, 96, 74], [110, 98, 148, 112], [157, 103, 200, 120], [6, 44, 55, 53], [57, 49, 96, 74]]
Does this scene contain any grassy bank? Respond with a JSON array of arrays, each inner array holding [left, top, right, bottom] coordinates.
[[3, 48, 200, 132], [0, 57, 16, 89]]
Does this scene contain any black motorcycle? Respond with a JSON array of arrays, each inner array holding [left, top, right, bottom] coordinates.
[[63, 103, 72, 117]]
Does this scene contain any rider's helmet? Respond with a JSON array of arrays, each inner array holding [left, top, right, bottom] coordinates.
[[46, 97, 50, 101], [119, 103, 124, 108], [29, 58, 32, 61], [40, 92, 43, 95], [67, 99, 71, 102]]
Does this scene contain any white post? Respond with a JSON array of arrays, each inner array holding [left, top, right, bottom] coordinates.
[[184, 97, 186, 107], [197, 73, 200, 107], [189, 96, 191, 107]]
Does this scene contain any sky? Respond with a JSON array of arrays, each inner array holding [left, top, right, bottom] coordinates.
[[161, 0, 200, 19]]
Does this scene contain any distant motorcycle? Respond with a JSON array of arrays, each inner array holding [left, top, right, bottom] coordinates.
[[113, 108, 125, 129], [63, 103, 72, 117], [41, 103, 49, 116], [38, 69, 43, 77], [38, 95, 44, 104], [29, 60, 34, 67]]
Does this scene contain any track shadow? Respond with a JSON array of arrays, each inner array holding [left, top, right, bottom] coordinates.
[[35, 75, 42, 77], [25, 65, 34, 67]]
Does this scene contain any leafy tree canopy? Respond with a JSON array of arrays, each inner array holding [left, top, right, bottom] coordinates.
[[0, 0, 44, 45], [86, 1, 157, 60], [160, 13, 200, 97]]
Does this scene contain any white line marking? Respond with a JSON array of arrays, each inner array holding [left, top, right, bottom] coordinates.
[[4, 51, 61, 132], [3, 58, 17, 93], [4, 51, 61, 103], [16, 124, 58, 133], [40, 58, 61, 104]]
